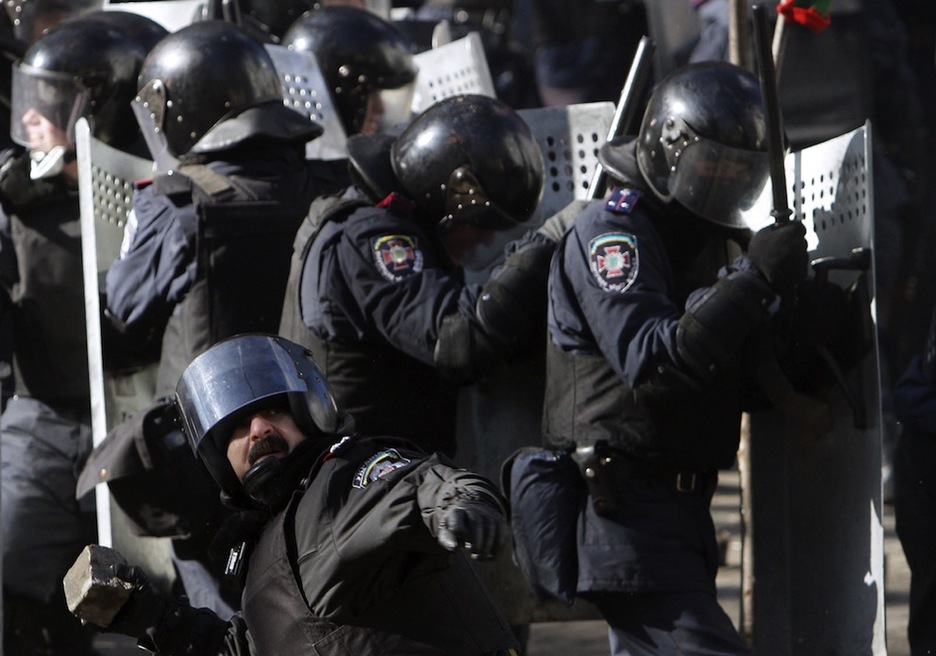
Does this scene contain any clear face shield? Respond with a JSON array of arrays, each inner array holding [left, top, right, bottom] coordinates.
[[660, 117, 770, 229], [176, 336, 313, 457], [10, 63, 85, 178], [364, 81, 415, 135]]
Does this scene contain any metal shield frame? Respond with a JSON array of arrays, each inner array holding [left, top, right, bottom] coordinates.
[[76, 118, 175, 590]]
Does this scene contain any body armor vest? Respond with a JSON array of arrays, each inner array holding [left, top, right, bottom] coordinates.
[[155, 165, 306, 397], [542, 341, 743, 471]]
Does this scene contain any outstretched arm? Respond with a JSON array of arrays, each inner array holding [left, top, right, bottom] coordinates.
[[65, 545, 247, 656]]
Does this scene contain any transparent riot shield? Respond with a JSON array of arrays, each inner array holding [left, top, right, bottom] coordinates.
[[410, 31, 496, 114], [456, 101, 617, 626], [265, 43, 349, 162], [103, 0, 203, 31], [741, 122, 886, 653], [75, 118, 176, 591]]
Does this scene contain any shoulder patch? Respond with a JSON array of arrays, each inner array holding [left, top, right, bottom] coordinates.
[[372, 234, 424, 282], [589, 233, 639, 293], [352, 449, 413, 489], [605, 188, 641, 215]]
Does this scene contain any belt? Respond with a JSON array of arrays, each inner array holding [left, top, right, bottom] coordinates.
[[613, 454, 715, 494], [576, 442, 716, 495]]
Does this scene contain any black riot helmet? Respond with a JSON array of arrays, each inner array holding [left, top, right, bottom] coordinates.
[[282, 6, 417, 135], [80, 10, 168, 53], [133, 20, 322, 160], [238, 0, 316, 39], [601, 61, 770, 229], [10, 12, 157, 151], [3, 0, 103, 44], [176, 333, 354, 503], [392, 94, 544, 236]]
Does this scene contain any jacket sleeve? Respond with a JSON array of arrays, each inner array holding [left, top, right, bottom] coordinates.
[[105, 188, 198, 331], [412, 454, 508, 541]]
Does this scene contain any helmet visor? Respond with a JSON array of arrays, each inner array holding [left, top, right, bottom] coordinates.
[[368, 81, 415, 135], [176, 335, 310, 457], [10, 64, 85, 149], [668, 137, 770, 228]]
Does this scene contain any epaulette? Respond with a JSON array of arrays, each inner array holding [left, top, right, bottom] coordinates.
[[322, 435, 356, 462], [151, 170, 194, 198], [605, 187, 641, 215], [151, 165, 236, 203]]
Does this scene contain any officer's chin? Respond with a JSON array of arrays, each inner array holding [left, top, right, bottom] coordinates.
[[243, 456, 285, 503]]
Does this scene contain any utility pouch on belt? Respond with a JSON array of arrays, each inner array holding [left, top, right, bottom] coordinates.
[[572, 441, 620, 516]]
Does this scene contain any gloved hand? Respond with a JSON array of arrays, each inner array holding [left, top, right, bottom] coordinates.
[[104, 564, 173, 640], [107, 564, 228, 654], [747, 220, 809, 296], [535, 199, 590, 243], [789, 278, 847, 346], [437, 500, 506, 561]]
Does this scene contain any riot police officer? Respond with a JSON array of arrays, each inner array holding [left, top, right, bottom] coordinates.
[[96, 19, 342, 619], [105, 19, 334, 399], [0, 12, 164, 654], [532, 61, 808, 654], [279, 93, 553, 457], [69, 333, 521, 656]]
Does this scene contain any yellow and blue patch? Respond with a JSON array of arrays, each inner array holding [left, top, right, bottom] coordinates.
[[352, 449, 412, 489]]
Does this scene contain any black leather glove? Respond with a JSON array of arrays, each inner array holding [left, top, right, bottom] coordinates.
[[437, 500, 506, 561], [107, 564, 229, 654], [789, 278, 848, 346], [747, 221, 809, 296]]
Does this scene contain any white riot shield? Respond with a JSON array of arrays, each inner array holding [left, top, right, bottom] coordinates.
[[103, 0, 203, 31], [76, 118, 175, 591], [265, 43, 349, 161], [410, 31, 496, 113], [742, 123, 886, 653], [455, 102, 617, 625]]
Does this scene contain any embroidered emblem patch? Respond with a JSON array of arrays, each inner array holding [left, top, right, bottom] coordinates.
[[352, 449, 412, 489], [372, 234, 423, 282], [589, 233, 638, 293]]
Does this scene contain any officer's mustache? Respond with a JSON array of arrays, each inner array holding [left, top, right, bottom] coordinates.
[[247, 434, 290, 466]]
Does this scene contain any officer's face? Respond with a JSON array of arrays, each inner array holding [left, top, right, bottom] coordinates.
[[21, 107, 68, 153], [226, 407, 307, 483], [360, 90, 384, 135]]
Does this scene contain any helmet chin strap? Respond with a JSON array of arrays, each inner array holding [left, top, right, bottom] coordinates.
[[241, 438, 326, 512], [29, 145, 73, 180]]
